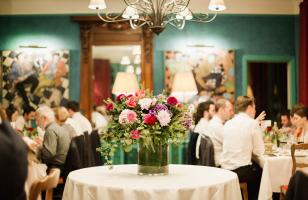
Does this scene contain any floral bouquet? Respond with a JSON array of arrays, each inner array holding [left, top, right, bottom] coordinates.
[[23, 127, 38, 138], [98, 90, 193, 169]]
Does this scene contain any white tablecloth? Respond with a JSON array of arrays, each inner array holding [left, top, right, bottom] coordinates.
[[258, 156, 293, 200], [258, 155, 308, 200], [63, 164, 242, 200]]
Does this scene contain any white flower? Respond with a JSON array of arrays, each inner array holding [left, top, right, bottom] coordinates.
[[138, 98, 153, 110], [156, 110, 171, 126]]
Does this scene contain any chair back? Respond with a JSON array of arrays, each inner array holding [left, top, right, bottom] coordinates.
[[187, 131, 200, 165], [29, 168, 60, 200], [291, 143, 308, 175], [197, 134, 215, 167]]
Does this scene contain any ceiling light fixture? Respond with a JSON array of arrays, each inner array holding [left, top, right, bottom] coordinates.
[[88, 0, 226, 35]]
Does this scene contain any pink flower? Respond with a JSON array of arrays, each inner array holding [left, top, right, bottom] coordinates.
[[106, 103, 114, 111], [116, 94, 126, 102], [126, 97, 137, 108], [167, 96, 178, 106], [135, 90, 146, 98], [143, 114, 157, 126], [119, 109, 137, 124], [130, 130, 141, 139], [156, 110, 171, 126]]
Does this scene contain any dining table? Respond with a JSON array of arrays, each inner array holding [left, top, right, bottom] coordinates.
[[62, 164, 242, 200]]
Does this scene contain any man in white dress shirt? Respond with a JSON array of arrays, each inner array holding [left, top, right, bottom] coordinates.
[[206, 99, 233, 166], [67, 101, 92, 134], [220, 96, 265, 200]]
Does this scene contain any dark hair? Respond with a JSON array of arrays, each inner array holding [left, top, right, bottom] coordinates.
[[280, 109, 290, 119], [294, 106, 308, 118], [67, 101, 80, 112], [235, 96, 255, 113], [6, 104, 17, 121], [194, 100, 215, 123], [23, 106, 35, 116]]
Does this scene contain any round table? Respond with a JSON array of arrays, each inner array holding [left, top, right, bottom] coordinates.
[[63, 164, 241, 200]]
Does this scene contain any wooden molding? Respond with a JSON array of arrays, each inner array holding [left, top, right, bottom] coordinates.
[[72, 16, 153, 119]]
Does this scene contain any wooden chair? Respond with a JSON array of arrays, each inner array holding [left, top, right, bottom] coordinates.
[[240, 182, 248, 200], [280, 143, 308, 200], [29, 168, 60, 200]]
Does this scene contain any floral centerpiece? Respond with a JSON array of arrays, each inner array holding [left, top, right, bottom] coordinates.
[[98, 90, 193, 175]]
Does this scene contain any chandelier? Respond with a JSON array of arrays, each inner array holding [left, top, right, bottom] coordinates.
[[88, 0, 226, 35]]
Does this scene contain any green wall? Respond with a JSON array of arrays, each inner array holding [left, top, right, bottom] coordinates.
[[0, 15, 81, 100], [0, 15, 299, 101], [153, 15, 299, 99]]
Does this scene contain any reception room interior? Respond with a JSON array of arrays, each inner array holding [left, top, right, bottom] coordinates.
[[1, 0, 308, 200]]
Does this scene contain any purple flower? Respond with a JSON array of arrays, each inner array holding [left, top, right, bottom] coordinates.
[[155, 104, 168, 111]]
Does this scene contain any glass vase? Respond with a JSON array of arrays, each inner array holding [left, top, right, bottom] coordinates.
[[138, 140, 169, 175]]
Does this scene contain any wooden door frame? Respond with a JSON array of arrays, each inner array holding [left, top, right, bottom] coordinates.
[[72, 16, 153, 119], [242, 55, 297, 108]]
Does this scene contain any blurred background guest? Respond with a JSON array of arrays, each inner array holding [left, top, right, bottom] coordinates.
[[91, 105, 108, 130], [66, 101, 92, 134], [291, 106, 308, 143], [36, 105, 70, 170], [193, 100, 215, 134], [54, 106, 79, 139]]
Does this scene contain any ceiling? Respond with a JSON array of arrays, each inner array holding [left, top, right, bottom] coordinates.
[[0, 0, 302, 15]]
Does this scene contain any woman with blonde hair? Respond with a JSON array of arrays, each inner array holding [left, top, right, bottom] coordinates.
[[54, 106, 80, 139]]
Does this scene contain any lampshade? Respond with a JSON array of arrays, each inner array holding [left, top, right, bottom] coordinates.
[[122, 6, 139, 19], [88, 0, 106, 10], [208, 0, 226, 11], [120, 56, 130, 65], [112, 72, 139, 95], [171, 72, 198, 102]]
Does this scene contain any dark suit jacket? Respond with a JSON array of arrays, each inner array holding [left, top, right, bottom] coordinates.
[[197, 135, 215, 167], [0, 121, 28, 200], [62, 133, 96, 179], [187, 131, 200, 165], [90, 130, 103, 166], [286, 170, 308, 200]]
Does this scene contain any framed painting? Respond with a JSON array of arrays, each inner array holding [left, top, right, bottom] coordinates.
[[164, 48, 235, 101], [0, 49, 70, 109]]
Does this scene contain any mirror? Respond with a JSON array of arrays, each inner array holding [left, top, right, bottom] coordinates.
[[72, 16, 154, 118], [92, 45, 142, 105]]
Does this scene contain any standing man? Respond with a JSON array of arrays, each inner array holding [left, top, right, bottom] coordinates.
[[220, 96, 265, 200], [36, 105, 70, 170], [206, 98, 233, 166]]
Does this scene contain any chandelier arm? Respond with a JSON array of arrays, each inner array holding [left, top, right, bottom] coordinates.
[[96, 9, 129, 22], [168, 19, 186, 30], [190, 12, 217, 23], [129, 19, 149, 29]]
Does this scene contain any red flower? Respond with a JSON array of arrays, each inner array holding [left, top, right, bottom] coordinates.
[[267, 127, 272, 132], [116, 94, 126, 102], [106, 103, 114, 111], [143, 114, 157, 126], [167, 96, 178, 106], [130, 130, 141, 139], [126, 97, 137, 108], [27, 127, 34, 132]]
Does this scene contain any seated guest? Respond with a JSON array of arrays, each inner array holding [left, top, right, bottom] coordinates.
[[280, 109, 292, 128], [36, 105, 70, 170], [92, 105, 108, 130], [206, 98, 233, 166], [291, 106, 308, 143], [66, 101, 92, 134], [54, 106, 82, 139], [15, 106, 37, 133], [5, 104, 19, 130], [220, 96, 264, 200], [194, 100, 215, 134]]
